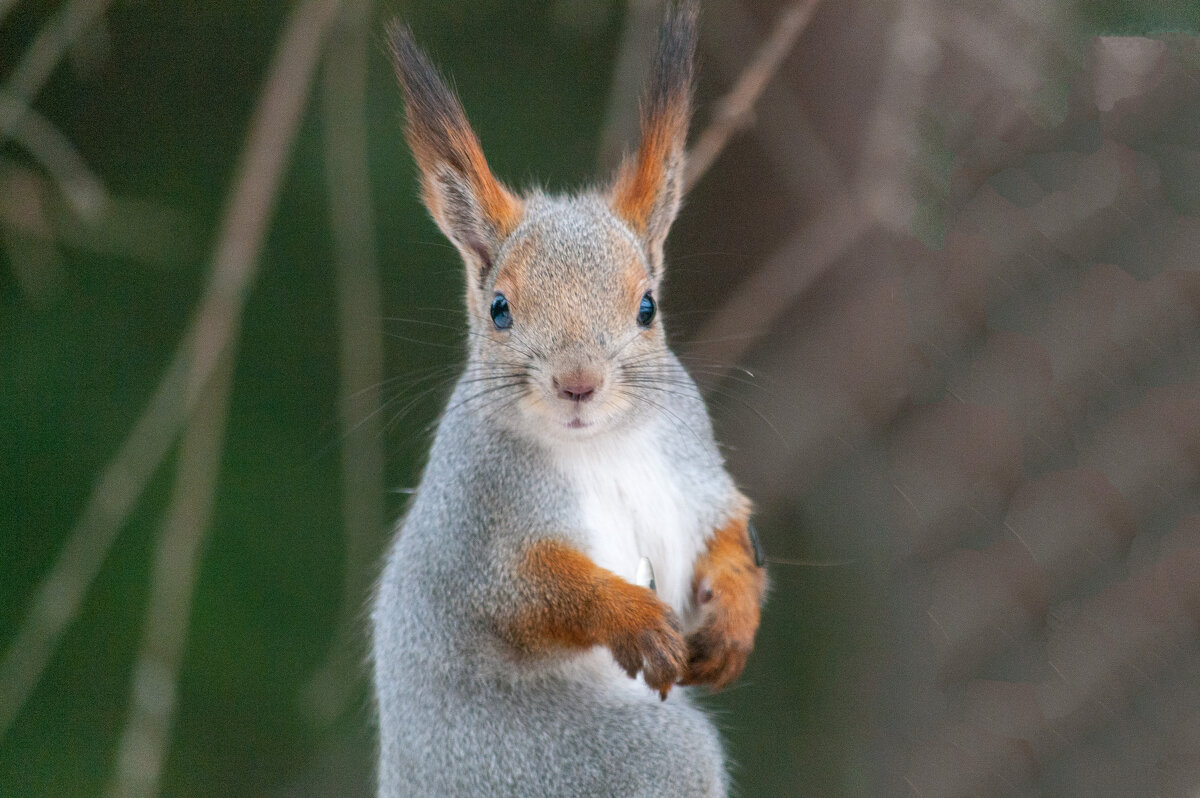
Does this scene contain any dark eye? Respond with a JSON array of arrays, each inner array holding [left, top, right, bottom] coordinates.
[[637, 292, 656, 327], [490, 293, 512, 330]]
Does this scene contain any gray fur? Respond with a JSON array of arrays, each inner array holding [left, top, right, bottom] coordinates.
[[373, 355, 734, 796]]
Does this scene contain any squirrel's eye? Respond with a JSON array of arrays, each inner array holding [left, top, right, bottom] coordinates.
[[637, 292, 656, 328], [490, 293, 512, 330]]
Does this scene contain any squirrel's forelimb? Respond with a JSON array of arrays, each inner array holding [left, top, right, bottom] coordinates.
[[683, 502, 768, 689], [502, 540, 688, 699]]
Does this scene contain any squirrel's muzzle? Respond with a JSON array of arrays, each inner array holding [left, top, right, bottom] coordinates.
[[552, 370, 603, 403]]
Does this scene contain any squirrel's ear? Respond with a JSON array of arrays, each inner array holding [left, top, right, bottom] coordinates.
[[608, 2, 697, 277], [388, 23, 523, 284]]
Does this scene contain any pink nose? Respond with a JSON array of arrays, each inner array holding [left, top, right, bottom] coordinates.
[[553, 374, 599, 403]]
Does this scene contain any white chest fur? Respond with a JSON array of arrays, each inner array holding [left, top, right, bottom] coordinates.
[[552, 428, 706, 616]]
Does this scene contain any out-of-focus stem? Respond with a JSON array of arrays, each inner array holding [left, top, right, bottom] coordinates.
[[302, 0, 386, 725], [0, 0, 343, 747]]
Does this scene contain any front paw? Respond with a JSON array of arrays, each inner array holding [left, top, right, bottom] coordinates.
[[681, 574, 761, 690], [609, 592, 687, 699]]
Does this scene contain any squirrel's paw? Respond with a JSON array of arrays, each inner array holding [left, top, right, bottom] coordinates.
[[609, 593, 686, 700], [681, 574, 760, 690]]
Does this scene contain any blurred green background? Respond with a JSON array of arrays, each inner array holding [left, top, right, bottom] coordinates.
[[2, 1, 1198, 797]]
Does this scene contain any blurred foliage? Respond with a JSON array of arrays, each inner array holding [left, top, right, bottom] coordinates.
[[1, 1, 1197, 797]]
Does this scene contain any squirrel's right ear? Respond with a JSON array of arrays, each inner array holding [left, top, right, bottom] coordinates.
[[608, 1, 697, 278], [387, 23, 523, 284]]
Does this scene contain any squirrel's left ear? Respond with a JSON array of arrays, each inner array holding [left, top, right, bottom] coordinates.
[[387, 23, 523, 288], [609, 1, 697, 278]]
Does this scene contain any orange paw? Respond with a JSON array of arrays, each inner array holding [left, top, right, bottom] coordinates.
[[505, 539, 688, 698], [681, 513, 766, 690], [682, 572, 760, 688], [609, 591, 687, 699]]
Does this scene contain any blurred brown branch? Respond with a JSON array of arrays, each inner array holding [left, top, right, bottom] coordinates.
[[0, 166, 62, 302], [106, 349, 236, 798], [0, 0, 342, 744], [597, 0, 665, 174], [0, 0, 113, 219], [0, 93, 108, 218], [0, 0, 114, 140], [684, 0, 821, 191], [301, 0, 386, 726]]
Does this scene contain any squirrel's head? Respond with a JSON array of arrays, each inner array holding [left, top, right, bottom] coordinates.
[[388, 3, 697, 441]]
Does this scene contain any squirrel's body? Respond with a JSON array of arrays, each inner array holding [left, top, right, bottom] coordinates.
[[375, 351, 731, 796], [373, 7, 765, 796]]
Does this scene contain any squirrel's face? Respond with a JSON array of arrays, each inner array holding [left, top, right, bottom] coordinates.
[[469, 195, 670, 440], [388, 8, 696, 443]]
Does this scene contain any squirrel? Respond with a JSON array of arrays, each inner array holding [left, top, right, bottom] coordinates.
[[372, 3, 767, 796]]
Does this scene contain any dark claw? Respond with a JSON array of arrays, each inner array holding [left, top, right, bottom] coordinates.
[[747, 520, 766, 568]]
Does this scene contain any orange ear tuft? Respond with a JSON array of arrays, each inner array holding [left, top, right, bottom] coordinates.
[[610, 97, 689, 233], [609, 2, 697, 265], [387, 22, 522, 279]]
